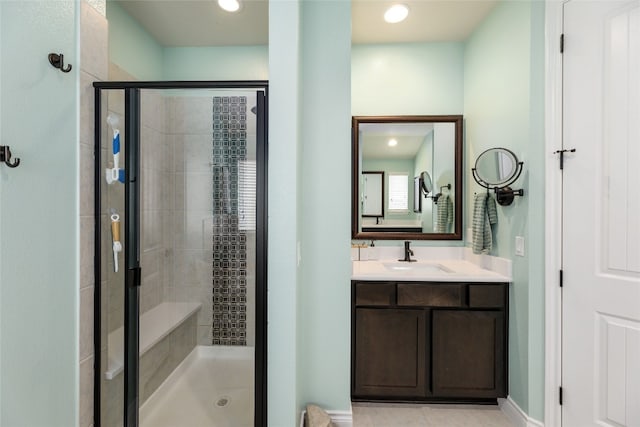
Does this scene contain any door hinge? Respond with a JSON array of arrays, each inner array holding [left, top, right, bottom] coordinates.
[[559, 269, 563, 287], [559, 386, 563, 405], [560, 34, 564, 53], [127, 267, 141, 288], [553, 148, 576, 170]]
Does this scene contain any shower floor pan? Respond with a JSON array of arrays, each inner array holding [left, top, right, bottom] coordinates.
[[140, 345, 254, 427]]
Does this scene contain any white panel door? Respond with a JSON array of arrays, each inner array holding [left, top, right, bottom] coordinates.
[[563, 1, 640, 426], [362, 172, 383, 216]]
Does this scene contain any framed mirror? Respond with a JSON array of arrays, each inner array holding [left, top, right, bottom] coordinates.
[[352, 115, 463, 240]]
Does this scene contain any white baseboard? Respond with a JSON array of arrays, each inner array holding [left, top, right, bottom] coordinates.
[[299, 409, 353, 427], [499, 397, 544, 427], [327, 410, 353, 427]]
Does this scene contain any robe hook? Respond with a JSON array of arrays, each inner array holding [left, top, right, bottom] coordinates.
[[0, 145, 21, 168], [48, 53, 72, 73]]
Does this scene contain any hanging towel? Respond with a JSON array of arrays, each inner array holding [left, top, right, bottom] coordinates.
[[472, 193, 498, 254], [435, 194, 453, 233]]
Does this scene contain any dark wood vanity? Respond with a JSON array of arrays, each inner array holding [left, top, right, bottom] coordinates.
[[351, 280, 508, 403]]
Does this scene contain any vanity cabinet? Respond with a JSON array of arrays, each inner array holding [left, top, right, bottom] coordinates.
[[351, 281, 508, 403]]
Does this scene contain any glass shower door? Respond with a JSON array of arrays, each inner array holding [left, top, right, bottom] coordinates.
[[96, 87, 138, 427], [136, 88, 262, 427], [96, 83, 267, 427]]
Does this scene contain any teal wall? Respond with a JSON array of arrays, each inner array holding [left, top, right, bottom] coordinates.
[[414, 135, 434, 231], [107, 1, 163, 80], [268, 0, 301, 424], [463, 0, 545, 421], [297, 0, 352, 415], [107, 1, 267, 81], [163, 46, 268, 80], [527, 1, 546, 420], [352, 42, 464, 116], [352, 42, 465, 247], [432, 123, 456, 233], [0, 1, 79, 425]]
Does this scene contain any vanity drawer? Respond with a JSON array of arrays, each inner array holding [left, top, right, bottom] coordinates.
[[355, 282, 395, 306], [468, 284, 506, 308], [397, 283, 463, 307]]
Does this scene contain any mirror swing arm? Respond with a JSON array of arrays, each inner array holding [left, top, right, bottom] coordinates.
[[472, 158, 524, 206], [430, 183, 451, 205]]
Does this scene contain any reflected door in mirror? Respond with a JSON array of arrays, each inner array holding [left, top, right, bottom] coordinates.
[[362, 171, 384, 217]]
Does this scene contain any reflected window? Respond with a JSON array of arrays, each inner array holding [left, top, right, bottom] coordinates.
[[239, 160, 256, 231], [388, 173, 408, 211]]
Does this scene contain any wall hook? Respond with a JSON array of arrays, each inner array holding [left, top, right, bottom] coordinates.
[[0, 145, 21, 168], [48, 53, 72, 73]]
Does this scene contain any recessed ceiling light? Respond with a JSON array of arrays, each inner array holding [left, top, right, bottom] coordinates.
[[388, 138, 398, 147], [218, 0, 241, 12], [384, 4, 409, 24]]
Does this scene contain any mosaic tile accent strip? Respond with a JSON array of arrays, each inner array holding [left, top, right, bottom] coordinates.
[[211, 96, 248, 346]]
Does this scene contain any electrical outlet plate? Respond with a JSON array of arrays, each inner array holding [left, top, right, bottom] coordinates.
[[515, 236, 525, 257]]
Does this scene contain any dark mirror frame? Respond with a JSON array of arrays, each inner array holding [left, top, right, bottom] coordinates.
[[351, 115, 463, 240]]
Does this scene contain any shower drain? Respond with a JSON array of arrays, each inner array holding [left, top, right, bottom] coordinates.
[[216, 396, 231, 408]]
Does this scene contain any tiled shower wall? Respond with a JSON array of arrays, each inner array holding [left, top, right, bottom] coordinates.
[[165, 94, 256, 347], [101, 91, 256, 345], [211, 96, 248, 346], [165, 95, 216, 344], [140, 89, 174, 315]]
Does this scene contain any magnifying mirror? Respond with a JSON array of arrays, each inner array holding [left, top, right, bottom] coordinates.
[[420, 171, 432, 195], [474, 148, 519, 186], [472, 148, 524, 206]]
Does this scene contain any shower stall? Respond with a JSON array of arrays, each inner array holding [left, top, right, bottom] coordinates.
[[93, 81, 267, 427]]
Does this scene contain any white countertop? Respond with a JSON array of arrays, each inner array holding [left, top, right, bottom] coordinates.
[[351, 247, 512, 283]]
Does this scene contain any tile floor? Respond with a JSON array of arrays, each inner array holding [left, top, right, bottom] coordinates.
[[352, 402, 516, 427]]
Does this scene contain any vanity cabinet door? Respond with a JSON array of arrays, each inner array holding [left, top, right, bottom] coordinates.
[[431, 310, 506, 398], [353, 308, 427, 398]]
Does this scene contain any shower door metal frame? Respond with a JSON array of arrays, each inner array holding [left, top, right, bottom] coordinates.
[[93, 81, 269, 427]]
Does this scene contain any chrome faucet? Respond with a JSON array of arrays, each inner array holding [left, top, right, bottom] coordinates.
[[399, 241, 415, 262]]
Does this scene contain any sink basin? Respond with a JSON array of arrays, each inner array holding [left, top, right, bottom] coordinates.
[[382, 262, 452, 274]]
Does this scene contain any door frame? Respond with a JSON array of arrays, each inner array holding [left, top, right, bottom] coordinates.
[[544, 1, 566, 426], [93, 80, 269, 427]]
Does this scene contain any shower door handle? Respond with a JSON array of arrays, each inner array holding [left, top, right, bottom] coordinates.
[[127, 267, 141, 288]]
